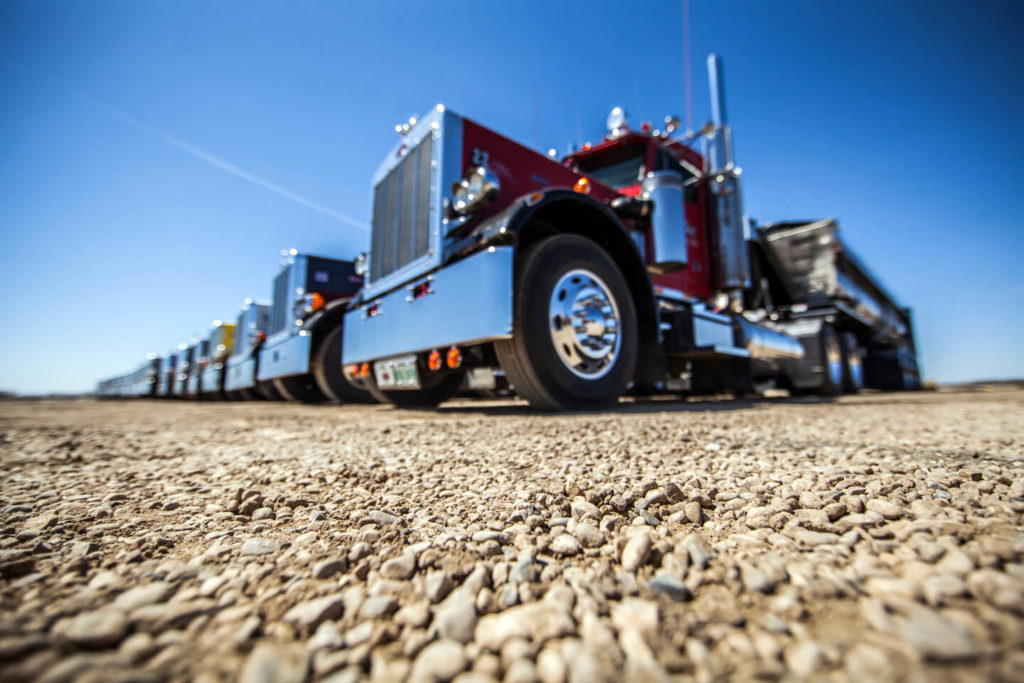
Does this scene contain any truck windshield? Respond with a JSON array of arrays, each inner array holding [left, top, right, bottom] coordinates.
[[575, 144, 646, 189]]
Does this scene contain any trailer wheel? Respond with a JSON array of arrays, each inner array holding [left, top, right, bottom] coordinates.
[[313, 325, 373, 403], [366, 369, 465, 408], [273, 374, 328, 403], [817, 324, 843, 396], [840, 332, 864, 393], [494, 234, 637, 411]]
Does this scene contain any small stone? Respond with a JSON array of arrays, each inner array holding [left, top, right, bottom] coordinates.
[[823, 502, 848, 522], [252, 507, 274, 521], [784, 640, 825, 675], [682, 534, 712, 569], [896, 608, 983, 661], [426, 570, 454, 604], [572, 523, 603, 549], [646, 572, 689, 601], [282, 594, 344, 633], [349, 542, 372, 563], [621, 532, 651, 572], [550, 534, 580, 557], [368, 510, 400, 526], [381, 553, 417, 580], [240, 538, 280, 556], [359, 595, 398, 619], [57, 609, 128, 648], [866, 499, 903, 520], [740, 562, 776, 594], [475, 602, 576, 651], [313, 558, 346, 579], [611, 598, 659, 637], [684, 501, 703, 525], [239, 642, 309, 683], [434, 593, 478, 644], [113, 582, 175, 611], [410, 639, 467, 683]]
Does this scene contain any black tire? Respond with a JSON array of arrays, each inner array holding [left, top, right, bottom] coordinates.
[[313, 325, 374, 403], [816, 324, 843, 396], [494, 234, 637, 411], [366, 368, 465, 408], [839, 332, 865, 394], [257, 380, 285, 401], [274, 374, 329, 403], [239, 388, 264, 401]]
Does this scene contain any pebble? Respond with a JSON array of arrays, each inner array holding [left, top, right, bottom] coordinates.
[[57, 609, 129, 648], [239, 642, 310, 683], [549, 534, 580, 556], [381, 552, 417, 580], [475, 602, 576, 651], [240, 538, 280, 556], [282, 594, 344, 633], [410, 639, 467, 683], [621, 532, 651, 572]]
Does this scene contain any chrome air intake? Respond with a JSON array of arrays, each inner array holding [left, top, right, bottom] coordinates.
[[364, 105, 463, 300], [369, 132, 434, 282]]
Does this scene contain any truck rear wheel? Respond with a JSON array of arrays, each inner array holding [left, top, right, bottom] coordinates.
[[273, 374, 328, 403], [313, 325, 373, 403], [366, 369, 465, 408], [494, 234, 637, 411], [840, 332, 864, 393]]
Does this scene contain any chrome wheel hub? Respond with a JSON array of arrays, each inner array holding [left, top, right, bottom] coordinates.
[[548, 269, 621, 379]]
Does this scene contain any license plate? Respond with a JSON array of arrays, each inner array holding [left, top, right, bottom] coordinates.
[[374, 355, 420, 390]]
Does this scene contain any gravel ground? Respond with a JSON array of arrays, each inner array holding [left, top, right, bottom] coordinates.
[[0, 388, 1022, 682]]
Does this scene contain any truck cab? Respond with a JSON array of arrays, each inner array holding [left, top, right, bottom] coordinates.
[[184, 337, 209, 397], [257, 252, 370, 403], [224, 299, 274, 399], [199, 320, 236, 398]]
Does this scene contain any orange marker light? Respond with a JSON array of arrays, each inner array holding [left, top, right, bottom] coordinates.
[[573, 177, 591, 194], [427, 349, 442, 371], [359, 363, 371, 378], [310, 292, 325, 311], [446, 346, 462, 369]]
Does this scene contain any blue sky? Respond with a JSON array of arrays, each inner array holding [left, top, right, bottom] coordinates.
[[1, 0, 1021, 393]]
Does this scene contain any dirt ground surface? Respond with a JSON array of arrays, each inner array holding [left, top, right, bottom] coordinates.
[[0, 389, 1022, 682]]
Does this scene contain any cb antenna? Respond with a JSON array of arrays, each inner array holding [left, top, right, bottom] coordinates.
[[683, 0, 693, 132]]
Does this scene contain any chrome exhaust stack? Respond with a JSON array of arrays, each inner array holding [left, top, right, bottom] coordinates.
[[704, 55, 752, 310]]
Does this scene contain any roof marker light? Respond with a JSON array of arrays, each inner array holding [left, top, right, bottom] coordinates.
[[573, 177, 591, 194]]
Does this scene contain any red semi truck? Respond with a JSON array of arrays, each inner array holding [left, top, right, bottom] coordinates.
[[342, 55, 920, 410]]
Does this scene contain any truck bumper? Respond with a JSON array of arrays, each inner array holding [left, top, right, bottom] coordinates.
[[258, 332, 312, 381], [200, 366, 223, 394], [225, 355, 258, 392], [343, 246, 514, 364]]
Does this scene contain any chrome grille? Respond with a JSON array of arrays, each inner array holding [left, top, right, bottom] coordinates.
[[271, 267, 290, 334], [370, 134, 434, 282]]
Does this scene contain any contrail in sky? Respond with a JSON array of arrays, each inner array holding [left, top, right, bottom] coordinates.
[[94, 102, 369, 231]]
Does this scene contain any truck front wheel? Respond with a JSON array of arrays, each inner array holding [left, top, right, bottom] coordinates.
[[495, 234, 637, 411], [313, 325, 373, 403], [274, 374, 328, 403]]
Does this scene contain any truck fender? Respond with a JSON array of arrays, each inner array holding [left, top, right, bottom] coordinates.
[[467, 190, 664, 383]]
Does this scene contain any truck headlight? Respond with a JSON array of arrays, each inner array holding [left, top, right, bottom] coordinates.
[[451, 166, 500, 216], [293, 292, 325, 319]]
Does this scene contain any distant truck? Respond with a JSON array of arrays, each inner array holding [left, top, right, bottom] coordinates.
[[157, 351, 179, 397], [174, 341, 197, 397], [256, 252, 371, 403], [198, 320, 236, 398], [97, 355, 161, 398], [224, 299, 277, 400], [341, 54, 920, 409]]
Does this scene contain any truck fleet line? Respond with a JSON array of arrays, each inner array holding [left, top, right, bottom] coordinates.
[[96, 55, 921, 408]]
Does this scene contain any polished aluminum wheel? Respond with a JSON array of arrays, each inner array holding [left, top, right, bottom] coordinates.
[[548, 269, 622, 379]]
